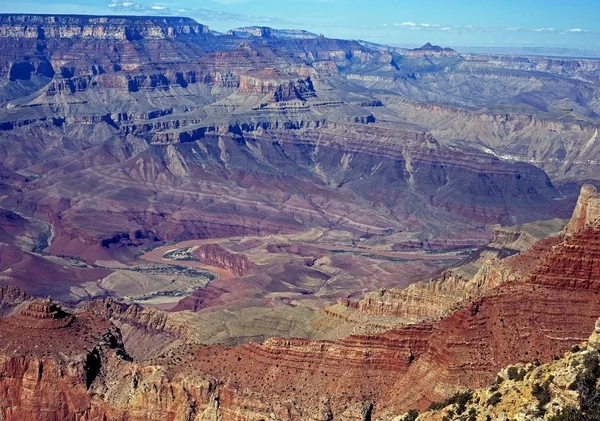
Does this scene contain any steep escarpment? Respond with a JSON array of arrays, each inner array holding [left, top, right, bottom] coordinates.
[[1, 187, 600, 419], [565, 184, 600, 234], [401, 317, 600, 421], [208, 218, 600, 417], [0, 14, 209, 40], [353, 218, 565, 323], [0, 298, 130, 420], [192, 244, 252, 276]]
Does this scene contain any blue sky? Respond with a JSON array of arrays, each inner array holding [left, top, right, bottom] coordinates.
[[2, 0, 600, 49]]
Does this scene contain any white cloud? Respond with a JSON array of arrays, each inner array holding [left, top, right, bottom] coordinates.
[[151, 5, 166, 10], [535, 28, 555, 32], [567, 28, 585, 33], [396, 21, 416, 27]]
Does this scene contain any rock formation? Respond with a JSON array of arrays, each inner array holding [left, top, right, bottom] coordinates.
[[0, 14, 209, 40], [403, 315, 600, 421], [565, 184, 600, 235], [0, 185, 598, 419], [0, 13, 599, 418], [0, 13, 597, 299], [192, 244, 253, 276]]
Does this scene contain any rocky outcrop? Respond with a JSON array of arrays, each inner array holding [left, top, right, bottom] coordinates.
[[239, 75, 316, 102], [0, 299, 130, 420], [0, 285, 29, 315], [406, 43, 461, 59], [228, 26, 319, 39], [565, 184, 600, 235], [192, 244, 253, 276], [405, 315, 600, 421], [0, 15, 209, 40], [356, 223, 561, 322]]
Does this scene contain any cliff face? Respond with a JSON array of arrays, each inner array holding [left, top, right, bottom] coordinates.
[[1, 187, 600, 419], [192, 244, 253, 276], [355, 222, 562, 323], [0, 298, 131, 420], [405, 317, 600, 421], [0, 14, 209, 40], [565, 184, 600, 235], [1, 13, 597, 297], [0, 285, 29, 315]]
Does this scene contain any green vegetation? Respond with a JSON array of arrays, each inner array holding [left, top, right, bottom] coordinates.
[[549, 407, 583, 421], [403, 409, 419, 421], [467, 408, 477, 421], [486, 391, 502, 406], [532, 376, 554, 406], [507, 366, 526, 381], [428, 390, 473, 414], [532, 375, 554, 416], [554, 353, 600, 421]]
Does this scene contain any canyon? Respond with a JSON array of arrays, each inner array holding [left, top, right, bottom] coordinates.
[[0, 186, 599, 420], [0, 13, 600, 420], [1, 13, 597, 306]]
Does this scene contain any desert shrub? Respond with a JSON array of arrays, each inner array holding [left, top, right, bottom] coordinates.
[[467, 407, 477, 421], [428, 400, 445, 411], [486, 392, 502, 406], [532, 375, 554, 407], [558, 354, 600, 420], [548, 406, 584, 421], [428, 390, 473, 414], [403, 409, 419, 421], [441, 409, 454, 421], [453, 390, 473, 415], [507, 366, 526, 381]]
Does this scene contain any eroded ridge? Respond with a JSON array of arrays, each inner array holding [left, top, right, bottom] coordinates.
[[11, 298, 73, 329]]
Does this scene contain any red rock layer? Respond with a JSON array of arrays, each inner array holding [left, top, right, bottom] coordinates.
[[2, 206, 600, 420], [381, 283, 600, 414], [179, 223, 600, 418], [192, 244, 253, 277], [528, 226, 600, 290], [565, 185, 600, 234]]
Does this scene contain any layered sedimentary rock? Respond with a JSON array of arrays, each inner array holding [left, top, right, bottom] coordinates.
[[383, 99, 600, 181], [405, 316, 600, 421], [0, 298, 130, 421], [0, 14, 209, 40], [565, 184, 600, 234], [0, 13, 598, 300], [354, 218, 565, 323], [192, 244, 252, 276], [2, 187, 600, 419]]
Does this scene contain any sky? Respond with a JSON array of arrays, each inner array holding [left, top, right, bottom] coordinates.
[[2, 0, 600, 50]]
